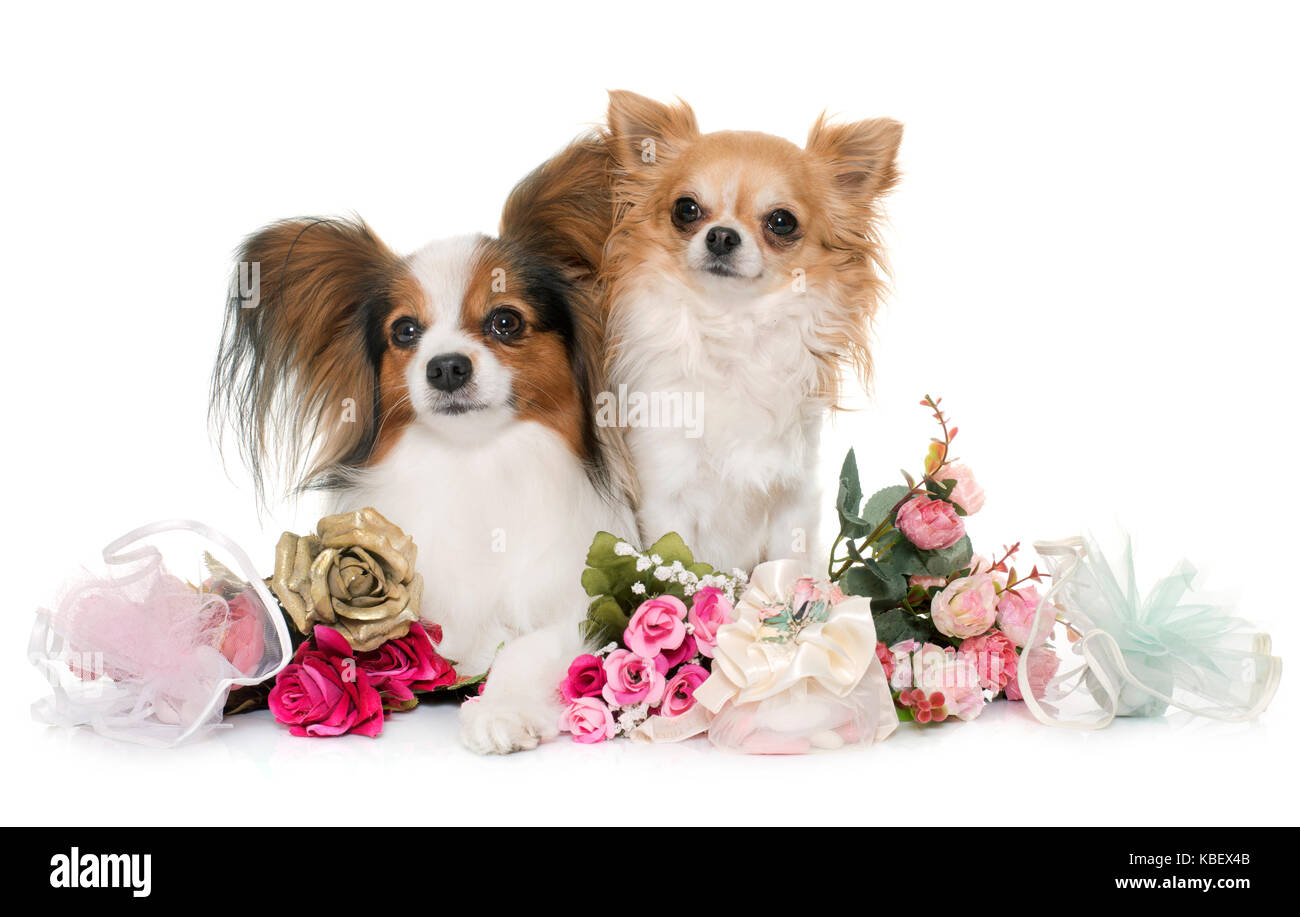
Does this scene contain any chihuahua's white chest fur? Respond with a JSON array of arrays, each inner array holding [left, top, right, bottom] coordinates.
[[610, 271, 833, 572]]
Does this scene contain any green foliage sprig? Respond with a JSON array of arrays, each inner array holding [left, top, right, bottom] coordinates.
[[579, 531, 743, 648]]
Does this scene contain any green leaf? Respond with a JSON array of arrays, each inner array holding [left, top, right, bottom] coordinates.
[[647, 532, 695, 568], [862, 484, 911, 531], [686, 562, 715, 580], [580, 567, 613, 598], [841, 561, 907, 605], [584, 531, 625, 569], [836, 449, 871, 538], [921, 534, 974, 577], [873, 607, 937, 646], [873, 529, 931, 577], [581, 595, 629, 648]]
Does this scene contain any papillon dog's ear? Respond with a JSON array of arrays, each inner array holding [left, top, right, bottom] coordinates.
[[210, 217, 407, 503], [806, 114, 904, 202], [605, 90, 699, 172]]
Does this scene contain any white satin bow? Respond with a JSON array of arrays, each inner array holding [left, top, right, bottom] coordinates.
[[694, 559, 885, 710]]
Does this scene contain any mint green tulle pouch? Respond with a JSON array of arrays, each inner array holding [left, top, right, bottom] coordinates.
[[1019, 536, 1281, 728]]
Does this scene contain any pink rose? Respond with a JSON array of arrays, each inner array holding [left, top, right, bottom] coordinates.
[[624, 595, 687, 658], [996, 585, 1052, 647], [268, 625, 384, 737], [937, 463, 985, 515], [959, 629, 1019, 693], [909, 574, 947, 590], [559, 697, 616, 743], [895, 496, 965, 551], [219, 589, 265, 675], [688, 587, 734, 659], [660, 664, 709, 717], [1006, 646, 1061, 701], [561, 653, 607, 701], [356, 622, 456, 703], [914, 642, 986, 721], [602, 649, 666, 707], [875, 641, 895, 681], [930, 574, 999, 639], [658, 634, 698, 672]]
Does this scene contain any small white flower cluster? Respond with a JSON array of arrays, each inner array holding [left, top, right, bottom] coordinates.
[[612, 540, 747, 604], [614, 701, 651, 737]]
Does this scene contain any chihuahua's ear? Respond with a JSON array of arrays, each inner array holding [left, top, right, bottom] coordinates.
[[210, 217, 406, 503], [606, 90, 699, 170], [806, 114, 903, 199]]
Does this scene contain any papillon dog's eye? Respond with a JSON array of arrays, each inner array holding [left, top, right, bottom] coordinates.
[[766, 209, 798, 236], [391, 317, 420, 347], [487, 307, 524, 340], [672, 197, 703, 229]]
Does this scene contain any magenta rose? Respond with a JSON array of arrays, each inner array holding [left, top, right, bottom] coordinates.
[[657, 634, 698, 672], [660, 664, 709, 718], [625, 595, 687, 658], [561, 653, 607, 701], [268, 625, 384, 737], [688, 586, 734, 659], [895, 495, 965, 551], [355, 622, 456, 703], [602, 649, 666, 707], [959, 629, 1019, 693], [559, 697, 616, 744]]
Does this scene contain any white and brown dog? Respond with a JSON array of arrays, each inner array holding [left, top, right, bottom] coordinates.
[[211, 138, 634, 753]]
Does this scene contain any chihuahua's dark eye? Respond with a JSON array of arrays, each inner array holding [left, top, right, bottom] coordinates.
[[391, 317, 420, 347], [487, 307, 524, 340], [672, 197, 703, 228], [766, 209, 798, 236]]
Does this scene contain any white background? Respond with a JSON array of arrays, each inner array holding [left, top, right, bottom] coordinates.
[[2, 1, 1297, 826]]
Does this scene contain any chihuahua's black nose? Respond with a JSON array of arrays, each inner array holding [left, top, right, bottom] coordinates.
[[426, 352, 472, 392], [705, 226, 742, 257]]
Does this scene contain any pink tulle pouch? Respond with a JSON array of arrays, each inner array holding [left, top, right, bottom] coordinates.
[[28, 521, 292, 747]]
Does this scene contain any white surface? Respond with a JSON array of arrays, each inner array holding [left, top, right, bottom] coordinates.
[[2, 1, 1297, 826]]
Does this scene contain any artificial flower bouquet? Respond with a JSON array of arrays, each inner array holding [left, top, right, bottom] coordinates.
[[829, 396, 1057, 725], [228, 507, 481, 737], [557, 396, 1060, 752], [558, 532, 745, 742]]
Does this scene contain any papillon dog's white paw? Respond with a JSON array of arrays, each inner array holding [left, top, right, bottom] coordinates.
[[458, 695, 559, 755]]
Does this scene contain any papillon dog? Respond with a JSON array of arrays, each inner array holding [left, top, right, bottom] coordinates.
[[211, 137, 634, 753], [601, 91, 902, 573]]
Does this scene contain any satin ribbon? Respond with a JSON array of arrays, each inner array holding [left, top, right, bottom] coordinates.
[[1021, 537, 1281, 730], [695, 559, 885, 710]]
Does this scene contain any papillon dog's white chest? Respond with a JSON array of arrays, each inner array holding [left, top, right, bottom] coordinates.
[[328, 421, 630, 674]]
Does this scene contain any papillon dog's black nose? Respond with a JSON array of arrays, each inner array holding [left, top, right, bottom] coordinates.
[[705, 226, 742, 256], [426, 353, 472, 392]]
